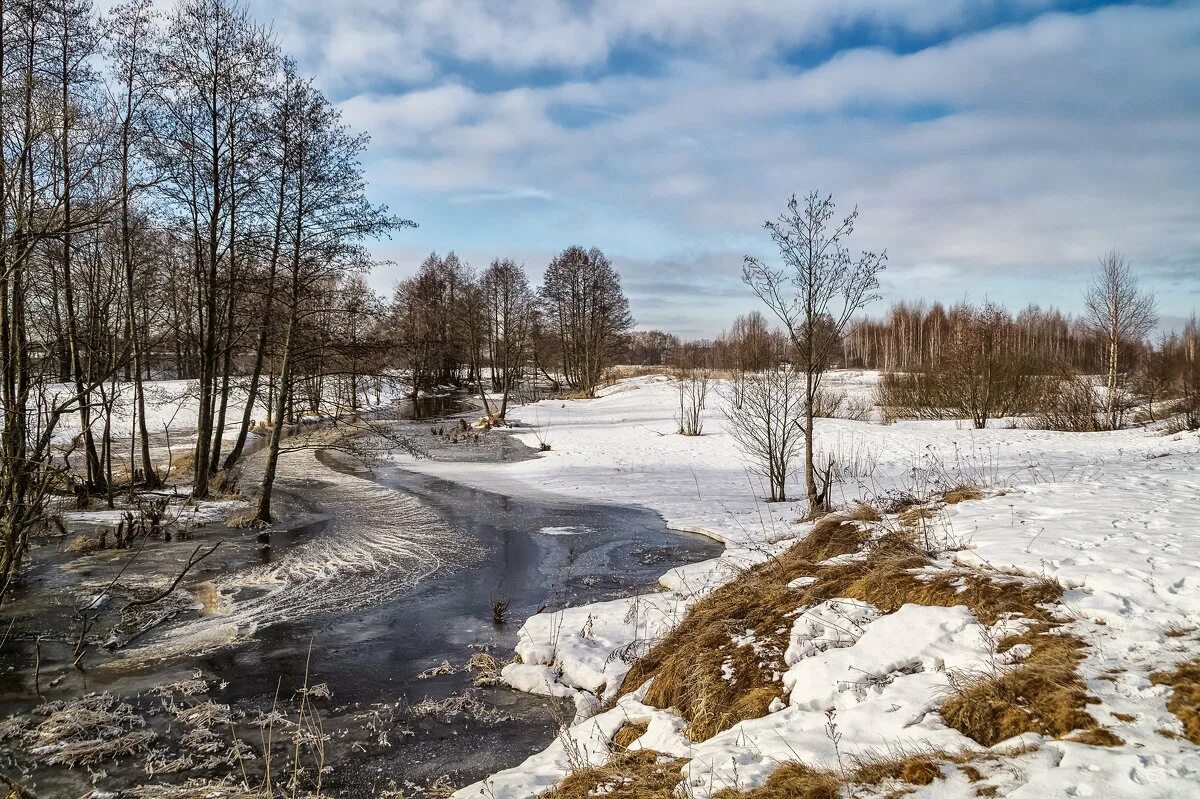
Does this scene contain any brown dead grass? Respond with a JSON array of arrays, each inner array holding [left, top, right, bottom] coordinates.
[[227, 507, 264, 529], [940, 622, 1098, 746], [167, 451, 194, 480], [548, 751, 687, 799], [618, 513, 870, 739], [1067, 728, 1125, 747], [846, 502, 883, 523], [1150, 659, 1200, 743], [712, 751, 978, 799], [619, 504, 1066, 741], [207, 469, 240, 497], [942, 486, 984, 505], [65, 535, 103, 554], [612, 722, 648, 749], [713, 762, 840, 799]]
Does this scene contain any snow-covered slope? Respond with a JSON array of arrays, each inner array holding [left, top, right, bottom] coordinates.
[[393, 373, 1200, 798]]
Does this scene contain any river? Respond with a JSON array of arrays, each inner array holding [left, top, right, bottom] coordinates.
[[0, 399, 720, 796]]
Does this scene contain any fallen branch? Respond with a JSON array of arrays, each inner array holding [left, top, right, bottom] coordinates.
[[123, 542, 222, 610]]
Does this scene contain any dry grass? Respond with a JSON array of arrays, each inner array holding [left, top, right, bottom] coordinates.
[[712, 751, 980, 799], [1150, 659, 1200, 743], [846, 502, 883, 523], [620, 507, 1065, 741], [617, 513, 871, 739], [65, 534, 104, 554], [613, 722, 648, 749], [551, 388, 597, 400], [168, 451, 194, 480], [227, 506, 263, 529], [940, 622, 1098, 746], [548, 750, 687, 799], [207, 469, 240, 497], [24, 693, 156, 766], [1067, 728, 1125, 747], [942, 486, 984, 504], [467, 651, 505, 687], [714, 762, 840, 799]]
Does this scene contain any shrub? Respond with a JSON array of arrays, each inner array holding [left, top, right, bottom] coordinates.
[[875, 303, 1047, 429]]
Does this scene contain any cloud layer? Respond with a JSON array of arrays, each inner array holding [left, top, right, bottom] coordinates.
[[272, 0, 1199, 337]]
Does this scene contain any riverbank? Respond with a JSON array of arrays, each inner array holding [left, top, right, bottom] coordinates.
[[0, 397, 721, 797], [385, 372, 1200, 799]]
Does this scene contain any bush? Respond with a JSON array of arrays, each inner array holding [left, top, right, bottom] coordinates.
[[1026, 372, 1110, 432]]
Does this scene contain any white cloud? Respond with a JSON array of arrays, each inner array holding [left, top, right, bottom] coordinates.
[[303, 1, 1200, 332]]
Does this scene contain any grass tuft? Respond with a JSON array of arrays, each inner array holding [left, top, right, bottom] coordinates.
[[942, 486, 984, 505], [612, 722, 648, 750], [548, 750, 686, 799], [1150, 659, 1200, 743], [940, 623, 1098, 746]]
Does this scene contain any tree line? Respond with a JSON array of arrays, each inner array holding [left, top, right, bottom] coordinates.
[[0, 0, 413, 597], [387, 245, 633, 417], [633, 258, 1196, 439]]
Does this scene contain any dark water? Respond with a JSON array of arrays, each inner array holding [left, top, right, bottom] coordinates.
[[0, 400, 721, 795], [205, 458, 720, 790]]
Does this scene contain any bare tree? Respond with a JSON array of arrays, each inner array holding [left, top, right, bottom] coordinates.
[[1083, 250, 1157, 430], [540, 246, 633, 396], [481, 258, 535, 419], [250, 74, 412, 525], [721, 366, 805, 502], [743, 192, 885, 515], [673, 341, 711, 436]]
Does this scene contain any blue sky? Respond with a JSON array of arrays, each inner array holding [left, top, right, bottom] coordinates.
[[263, 0, 1200, 338]]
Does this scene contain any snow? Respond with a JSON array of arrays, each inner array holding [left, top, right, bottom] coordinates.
[[40, 374, 412, 449], [387, 372, 1200, 799], [507, 592, 691, 702]]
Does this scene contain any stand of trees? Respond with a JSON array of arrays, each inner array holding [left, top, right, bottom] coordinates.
[[387, 245, 634, 408], [0, 0, 410, 597]]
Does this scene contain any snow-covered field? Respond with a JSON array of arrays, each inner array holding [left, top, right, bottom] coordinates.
[[387, 372, 1200, 798]]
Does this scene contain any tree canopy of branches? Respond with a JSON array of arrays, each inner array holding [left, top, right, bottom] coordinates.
[[0, 0, 413, 595], [540, 246, 633, 396]]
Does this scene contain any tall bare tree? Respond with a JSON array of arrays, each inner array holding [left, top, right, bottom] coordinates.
[[250, 76, 412, 525], [540, 246, 632, 396], [1083, 250, 1157, 430], [482, 258, 535, 419], [743, 192, 885, 516]]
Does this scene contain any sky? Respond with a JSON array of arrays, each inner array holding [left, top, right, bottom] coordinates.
[[259, 0, 1199, 338]]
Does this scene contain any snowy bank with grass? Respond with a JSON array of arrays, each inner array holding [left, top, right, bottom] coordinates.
[[393, 373, 1200, 799]]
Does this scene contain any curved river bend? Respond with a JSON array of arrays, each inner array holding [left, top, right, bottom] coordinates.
[[0, 412, 720, 796]]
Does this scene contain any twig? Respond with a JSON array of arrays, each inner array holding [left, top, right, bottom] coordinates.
[[123, 542, 222, 610], [33, 636, 43, 698]]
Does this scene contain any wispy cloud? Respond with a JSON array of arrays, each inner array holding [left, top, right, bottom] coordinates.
[[449, 187, 555, 204]]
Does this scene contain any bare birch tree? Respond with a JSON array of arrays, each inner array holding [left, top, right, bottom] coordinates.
[[1083, 250, 1157, 430], [743, 192, 885, 516]]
